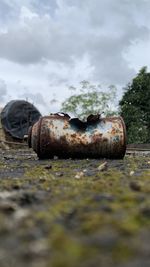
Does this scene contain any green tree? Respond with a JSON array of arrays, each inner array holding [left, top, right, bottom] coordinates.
[[61, 81, 118, 120], [119, 66, 150, 143]]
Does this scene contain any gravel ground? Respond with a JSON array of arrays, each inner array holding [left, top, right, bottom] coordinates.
[[0, 148, 149, 267]]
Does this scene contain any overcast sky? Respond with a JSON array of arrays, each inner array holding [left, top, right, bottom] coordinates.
[[0, 0, 150, 114]]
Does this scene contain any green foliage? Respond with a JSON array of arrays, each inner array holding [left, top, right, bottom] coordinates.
[[61, 81, 118, 119], [119, 66, 150, 143]]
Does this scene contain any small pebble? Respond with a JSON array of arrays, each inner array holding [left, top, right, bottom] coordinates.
[[14, 209, 30, 221], [75, 172, 84, 179], [130, 171, 135, 176], [97, 162, 108, 171], [55, 172, 63, 177]]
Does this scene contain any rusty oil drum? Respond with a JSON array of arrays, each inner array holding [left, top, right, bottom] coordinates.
[[28, 114, 126, 159]]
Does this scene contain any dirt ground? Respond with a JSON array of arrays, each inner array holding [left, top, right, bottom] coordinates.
[[0, 148, 149, 267]]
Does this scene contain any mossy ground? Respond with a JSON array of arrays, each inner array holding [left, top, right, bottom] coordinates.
[[0, 149, 149, 267]]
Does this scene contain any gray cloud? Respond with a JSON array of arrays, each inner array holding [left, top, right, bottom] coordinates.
[[0, 0, 57, 24], [0, 1, 12, 22], [19, 92, 46, 106], [0, 79, 7, 103], [32, 0, 58, 15], [0, 0, 150, 85]]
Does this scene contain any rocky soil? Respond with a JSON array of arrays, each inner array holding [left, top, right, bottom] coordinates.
[[0, 148, 149, 267]]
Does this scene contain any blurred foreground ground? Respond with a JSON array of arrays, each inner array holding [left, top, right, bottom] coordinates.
[[0, 148, 150, 267]]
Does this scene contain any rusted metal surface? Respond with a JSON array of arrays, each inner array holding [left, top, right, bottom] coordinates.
[[28, 113, 126, 159]]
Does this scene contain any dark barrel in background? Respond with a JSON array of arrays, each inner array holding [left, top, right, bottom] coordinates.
[[1, 100, 41, 141]]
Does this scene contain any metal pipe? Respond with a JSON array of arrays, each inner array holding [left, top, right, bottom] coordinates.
[[28, 114, 126, 159]]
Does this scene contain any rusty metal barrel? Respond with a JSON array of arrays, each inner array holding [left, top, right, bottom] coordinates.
[[28, 114, 126, 159]]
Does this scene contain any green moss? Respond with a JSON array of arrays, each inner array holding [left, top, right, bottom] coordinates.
[[0, 151, 150, 266]]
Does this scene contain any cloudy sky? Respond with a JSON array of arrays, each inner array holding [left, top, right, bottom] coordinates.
[[0, 0, 150, 114]]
